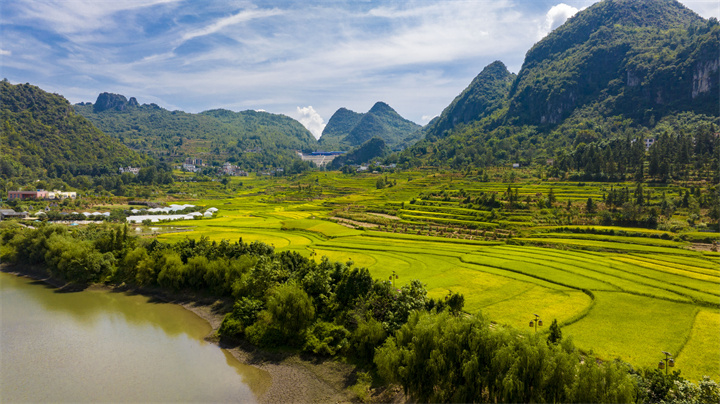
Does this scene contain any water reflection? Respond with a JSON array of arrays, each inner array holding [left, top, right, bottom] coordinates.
[[0, 272, 271, 402]]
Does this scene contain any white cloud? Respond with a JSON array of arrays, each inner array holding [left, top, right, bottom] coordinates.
[[679, 0, 720, 19], [539, 3, 579, 38], [0, 49, 11, 56], [421, 114, 438, 123], [180, 8, 284, 42], [296, 106, 326, 140], [13, 0, 181, 34]]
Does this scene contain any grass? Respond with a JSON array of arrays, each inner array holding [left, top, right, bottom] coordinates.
[[145, 171, 719, 381], [562, 292, 698, 368], [676, 310, 720, 381]]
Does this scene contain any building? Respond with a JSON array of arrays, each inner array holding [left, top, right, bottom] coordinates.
[[8, 190, 48, 200], [47, 190, 77, 200], [0, 209, 28, 220], [8, 190, 76, 201], [182, 163, 199, 172], [297, 150, 345, 167], [220, 162, 248, 176], [119, 166, 140, 175]]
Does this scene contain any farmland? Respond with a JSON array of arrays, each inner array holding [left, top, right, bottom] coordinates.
[[149, 170, 719, 381]]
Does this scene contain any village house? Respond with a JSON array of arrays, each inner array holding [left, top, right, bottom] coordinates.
[[182, 163, 199, 172], [645, 138, 655, 150], [8, 189, 77, 201], [221, 162, 248, 176], [0, 209, 29, 220], [47, 190, 77, 200], [7, 190, 48, 200], [119, 166, 140, 175]]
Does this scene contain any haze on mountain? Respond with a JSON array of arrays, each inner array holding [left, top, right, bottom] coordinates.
[[406, 0, 719, 168], [318, 102, 422, 151]]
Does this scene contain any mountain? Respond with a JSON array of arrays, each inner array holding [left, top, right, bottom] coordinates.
[[0, 81, 148, 182], [75, 94, 318, 169], [318, 108, 364, 148], [506, 0, 714, 125], [318, 102, 422, 150], [424, 61, 516, 142], [329, 137, 390, 168], [401, 0, 719, 169]]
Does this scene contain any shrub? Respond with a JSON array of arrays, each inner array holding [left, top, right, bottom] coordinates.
[[303, 321, 350, 356]]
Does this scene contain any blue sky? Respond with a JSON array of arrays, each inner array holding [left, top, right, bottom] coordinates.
[[1, 0, 717, 138]]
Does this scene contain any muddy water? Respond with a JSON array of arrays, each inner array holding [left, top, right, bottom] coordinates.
[[0, 272, 270, 402]]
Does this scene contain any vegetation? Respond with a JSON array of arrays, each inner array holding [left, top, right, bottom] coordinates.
[[2, 1, 718, 401], [398, 1, 719, 171], [2, 215, 717, 403], [330, 137, 390, 168], [75, 94, 317, 171], [0, 81, 149, 184], [318, 102, 421, 150]]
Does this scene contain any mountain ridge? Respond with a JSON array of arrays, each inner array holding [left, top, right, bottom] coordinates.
[[318, 101, 421, 150], [0, 81, 148, 181], [401, 0, 719, 169], [75, 93, 318, 170]]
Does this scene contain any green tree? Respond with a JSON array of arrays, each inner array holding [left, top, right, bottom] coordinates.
[[547, 318, 562, 344], [266, 282, 315, 340]]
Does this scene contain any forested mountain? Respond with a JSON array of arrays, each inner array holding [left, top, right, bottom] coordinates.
[[401, 0, 719, 177], [423, 61, 516, 142], [317, 108, 364, 148], [75, 94, 318, 170], [0, 81, 148, 183], [318, 102, 421, 150], [329, 137, 390, 169]]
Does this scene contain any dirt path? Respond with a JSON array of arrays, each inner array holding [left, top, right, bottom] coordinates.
[[366, 213, 401, 220], [330, 217, 379, 228]]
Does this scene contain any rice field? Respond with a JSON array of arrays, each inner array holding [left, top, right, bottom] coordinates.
[[151, 172, 719, 380]]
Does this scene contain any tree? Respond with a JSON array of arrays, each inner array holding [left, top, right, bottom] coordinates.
[[586, 197, 596, 214], [547, 318, 562, 344], [266, 282, 315, 339], [445, 292, 465, 315]]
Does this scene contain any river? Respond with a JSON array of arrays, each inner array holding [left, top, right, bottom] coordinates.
[[0, 271, 271, 402]]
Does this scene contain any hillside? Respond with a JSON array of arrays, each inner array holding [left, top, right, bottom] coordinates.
[[318, 102, 421, 150], [423, 61, 516, 142], [0, 81, 148, 182], [317, 108, 364, 149], [402, 0, 719, 172], [328, 137, 390, 168], [75, 94, 318, 170]]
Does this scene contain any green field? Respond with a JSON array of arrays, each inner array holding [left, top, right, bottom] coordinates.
[[149, 171, 719, 380]]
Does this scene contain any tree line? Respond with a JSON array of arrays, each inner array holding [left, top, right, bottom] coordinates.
[[0, 222, 717, 403]]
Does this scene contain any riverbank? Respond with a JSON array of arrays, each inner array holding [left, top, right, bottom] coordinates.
[[0, 264, 393, 403]]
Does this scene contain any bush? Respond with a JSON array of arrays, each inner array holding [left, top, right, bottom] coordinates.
[[218, 297, 264, 339], [351, 316, 386, 363], [303, 321, 350, 356]]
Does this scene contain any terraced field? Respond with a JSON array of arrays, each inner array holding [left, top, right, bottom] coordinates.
[[153, 172, 719, 381]]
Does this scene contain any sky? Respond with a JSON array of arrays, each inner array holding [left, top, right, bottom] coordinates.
[[1, 0, 718, 139]]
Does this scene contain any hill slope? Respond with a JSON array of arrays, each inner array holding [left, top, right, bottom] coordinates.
[[507, 0, 714, 125], [318, 102, 421, 150], [402, 0, 719, 170], [0, 81, 148, 181], [424, 61, 516, 142], [317, 108, 364, 149], [75, 94, 318, 169]]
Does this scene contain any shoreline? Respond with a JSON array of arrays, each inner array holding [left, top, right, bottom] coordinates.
[[0, 264, 363, 404]]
